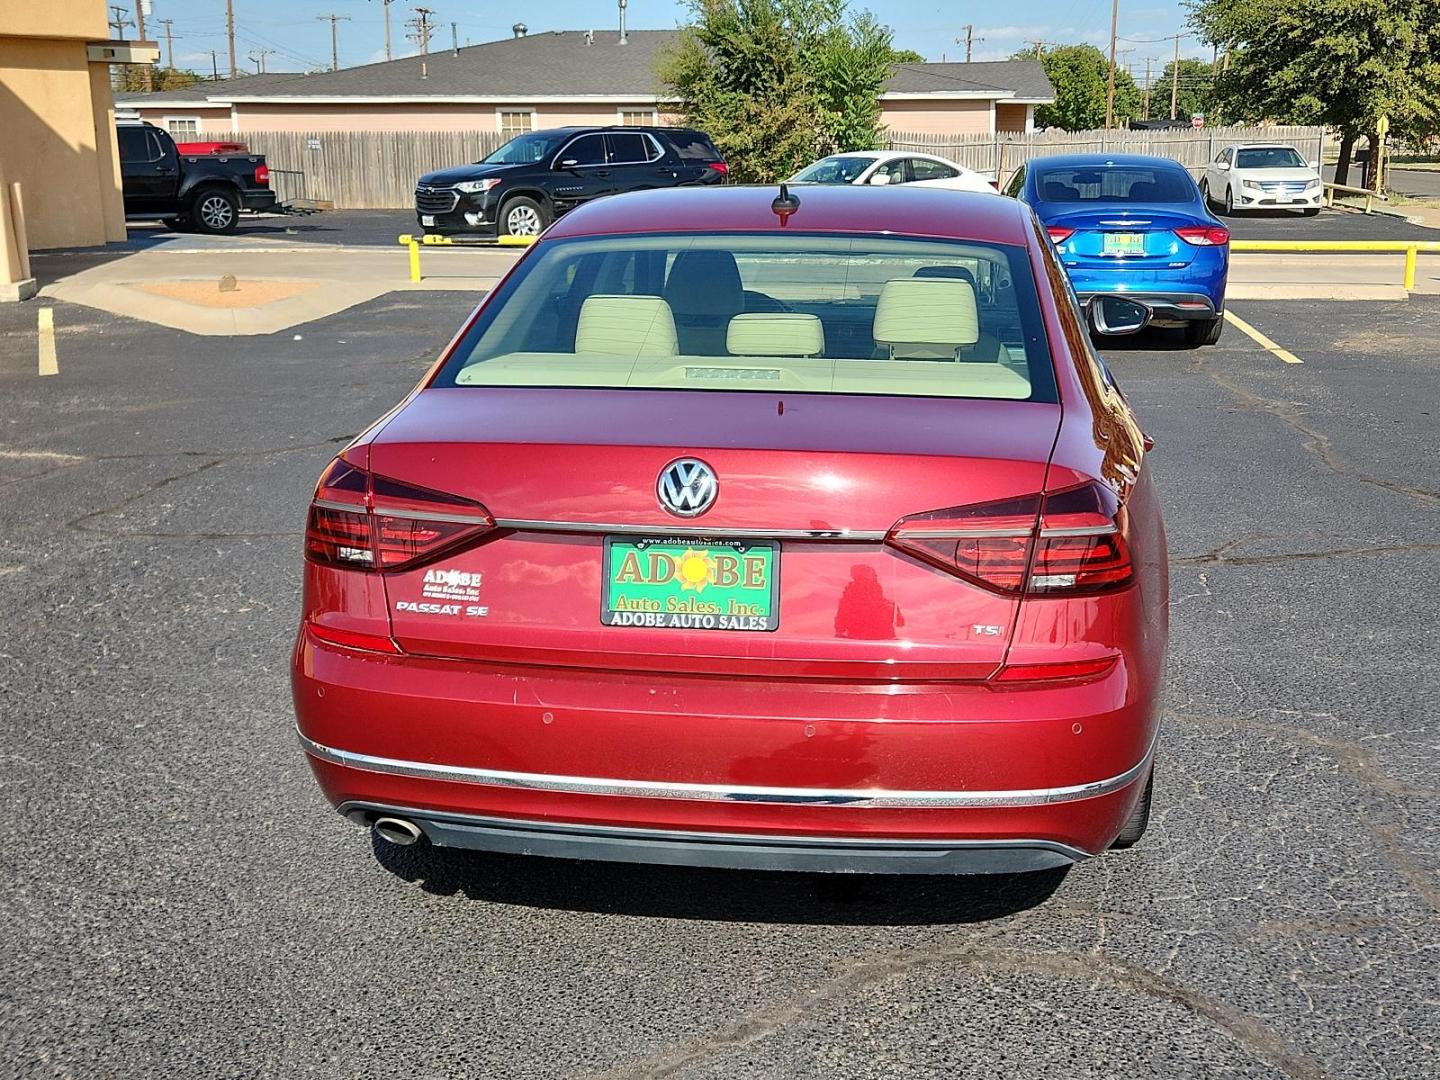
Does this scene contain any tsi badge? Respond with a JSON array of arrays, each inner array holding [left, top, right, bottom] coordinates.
[[658, 458, 718, 517]]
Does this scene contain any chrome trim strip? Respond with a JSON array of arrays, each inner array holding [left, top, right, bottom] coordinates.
[[299, 729, 1157, 809], [311, 499, 492, 526], [1039, 524, 1119, 538], [898, 528, 1032, 539], [491, 517, 885, 541], [373, 506, 493, 526]]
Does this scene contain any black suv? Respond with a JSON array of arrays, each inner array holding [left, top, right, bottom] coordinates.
[[415, 126, 727, 238]]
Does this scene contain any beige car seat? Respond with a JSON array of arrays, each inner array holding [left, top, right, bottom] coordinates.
[[575, 295, 679, 357], [726, 313, 825, 357], [872, 278, 980, 360]]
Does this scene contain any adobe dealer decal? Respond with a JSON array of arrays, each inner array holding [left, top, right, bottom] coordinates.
[[394, 567, 489, 617]]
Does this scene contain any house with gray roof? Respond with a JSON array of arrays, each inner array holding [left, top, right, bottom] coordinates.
[[117, 27, 1052, 140]]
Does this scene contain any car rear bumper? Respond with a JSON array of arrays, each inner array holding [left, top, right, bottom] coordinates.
[[240, 190, 279, 212], [293, 633, 1161, 869], [1075, 289, 1219, 324], [336, 800, 1091, 874]]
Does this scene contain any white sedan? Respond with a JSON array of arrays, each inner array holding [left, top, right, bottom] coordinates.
[[787, 151, 997, 192], [1201, 143, 1324, 216]]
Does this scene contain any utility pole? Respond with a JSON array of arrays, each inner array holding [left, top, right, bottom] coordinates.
[[1170, 32, 1183, 120], [225, 0, 237, 84], [369, 0, 396, 61], [248, 48, 273, 74], [108, 6, 133, 38], [209, 49, 220, 80], [134, 0, 152, 91], [408, 7, 436, 55], [316, 13, 351, 71], [451, 22, 459, 56], [958, 25, 982, 63], [1142, 56, 1155, 120], [159, 18, 175, 70], [1104, 0, 1119, 129], [1030, 39, 1046, 61]]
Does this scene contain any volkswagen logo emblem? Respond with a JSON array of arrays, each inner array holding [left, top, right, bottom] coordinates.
[[657, 458, 717, 517]]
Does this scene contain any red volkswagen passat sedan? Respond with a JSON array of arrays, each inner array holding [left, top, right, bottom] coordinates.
[[292, 184, 1166, 876]]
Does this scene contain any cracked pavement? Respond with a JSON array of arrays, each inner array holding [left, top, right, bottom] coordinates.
[[1, 294, 1436, 1078]]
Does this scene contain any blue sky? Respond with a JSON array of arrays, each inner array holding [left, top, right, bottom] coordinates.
[[147, 1, 1211, 79]]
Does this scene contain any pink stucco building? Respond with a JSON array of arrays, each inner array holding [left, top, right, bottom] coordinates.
[[118, 29, 1052, 141]]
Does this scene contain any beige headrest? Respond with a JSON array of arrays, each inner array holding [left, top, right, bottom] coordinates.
[[575, 295, 678, 357], [726, 313, 825, 357], [873, 278, 980, 355]]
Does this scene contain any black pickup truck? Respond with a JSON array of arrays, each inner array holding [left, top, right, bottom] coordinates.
[[117, 121, 277, 234]]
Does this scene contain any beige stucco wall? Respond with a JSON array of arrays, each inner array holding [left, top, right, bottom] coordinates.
[[880, 98, 992, 136], [131, 104, 233, 135], [177, 100, 667, 134], [0, 27, 126, 253]]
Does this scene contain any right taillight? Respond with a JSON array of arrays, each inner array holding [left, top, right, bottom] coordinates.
[[1046, 226, 1075, 245], [884, 481, 1133, 596], [304, 457, 495, 573], [1174, 225, 1229, 246]]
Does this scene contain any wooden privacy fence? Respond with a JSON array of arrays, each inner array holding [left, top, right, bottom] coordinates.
[[242, 130, 506, 209], [240, 125, 1327, 209], [885, 125, 1327, 182]]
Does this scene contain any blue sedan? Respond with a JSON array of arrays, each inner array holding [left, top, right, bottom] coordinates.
[[1004, 153, 1229, 346]]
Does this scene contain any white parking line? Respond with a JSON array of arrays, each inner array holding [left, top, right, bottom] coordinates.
[[37, 307, 58, 376], [1224, 310, 1304, 364]]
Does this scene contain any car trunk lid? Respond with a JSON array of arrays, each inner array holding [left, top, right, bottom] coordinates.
[[365, 388, 1061, 680]]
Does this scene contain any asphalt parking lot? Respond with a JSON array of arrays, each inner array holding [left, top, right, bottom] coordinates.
[[108, 197, 1437, 252], [1, 292, 1436, 1078]]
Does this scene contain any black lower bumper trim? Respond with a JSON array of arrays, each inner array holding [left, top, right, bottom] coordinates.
[[339, 802, 1089, 875]]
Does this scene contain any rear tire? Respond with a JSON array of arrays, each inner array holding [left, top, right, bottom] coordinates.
[[1110, 769, 1153, 849], [1185, 316, 1224, 347], [190, 188, 240, 234], [499, 195, 548, 238]]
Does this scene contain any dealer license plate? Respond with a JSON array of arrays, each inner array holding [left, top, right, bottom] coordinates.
[[1102, 232, 1146, 256], [602, 537, 779, 631]]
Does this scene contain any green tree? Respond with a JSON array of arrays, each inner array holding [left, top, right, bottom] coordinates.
[[1154, 58, 1215, 122], [115, 65, 203, 94], [658, 0, 902, 182], [1187, 0, 1440, 185], [1014, 44, 1143, 130]]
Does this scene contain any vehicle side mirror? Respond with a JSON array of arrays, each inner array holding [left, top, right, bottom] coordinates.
[[560, 159, 579, 169], [867, 173, 892, 186], [1216, 161, 1230, 171], [1088, 296, 1151, 336]]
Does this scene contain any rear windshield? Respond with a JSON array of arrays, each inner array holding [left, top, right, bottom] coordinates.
[[435, 233, 1056, 403], [668, 132, 723, 161], [790, 156, 874, 184], [1236, 147, 1306, 169], [1034, 165, 1194, 203]]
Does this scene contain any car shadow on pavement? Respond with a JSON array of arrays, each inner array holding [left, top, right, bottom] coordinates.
[[370, 835, 1069, 925]]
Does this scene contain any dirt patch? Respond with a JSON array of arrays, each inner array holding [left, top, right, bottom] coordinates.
[[131, 279, 323, 308]]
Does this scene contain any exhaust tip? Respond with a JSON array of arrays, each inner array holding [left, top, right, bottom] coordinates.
[[372, 816, 424, 846]]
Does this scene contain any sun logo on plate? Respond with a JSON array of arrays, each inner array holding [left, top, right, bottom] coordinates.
[[677, 548, 716, 593]]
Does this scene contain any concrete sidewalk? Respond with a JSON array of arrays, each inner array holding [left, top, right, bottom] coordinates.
[[33, 241, 518, 335]]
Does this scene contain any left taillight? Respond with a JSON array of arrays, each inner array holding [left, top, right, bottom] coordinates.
[[304, 458, 495, 573], [1174, 225, 1228, 246], [255, 163, 270, 187], [884, 481, 1133, 596], [707, 162, 729, 176]]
